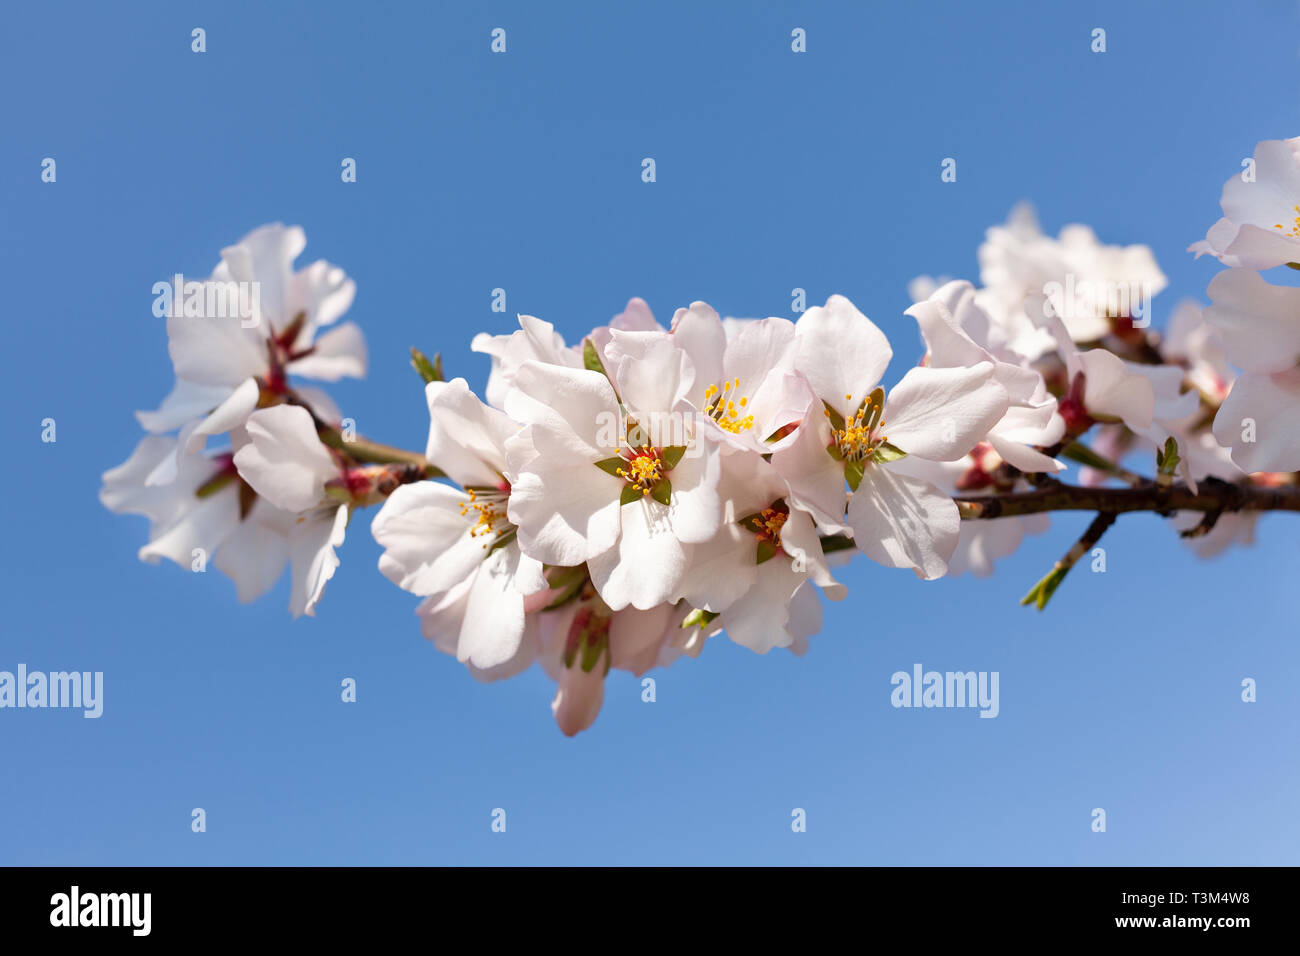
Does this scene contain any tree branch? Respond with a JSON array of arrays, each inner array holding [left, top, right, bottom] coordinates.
[[955, 477, 1300, 520]]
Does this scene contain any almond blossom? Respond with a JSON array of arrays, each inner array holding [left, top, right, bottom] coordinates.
[[370, 378, 547, 671], [1203, 268, 1300, 473], [138, 223, 366, 482], [503, 330, 724, 610], [772, 295, 1009, 579], [1189, 137, 1300, 270]]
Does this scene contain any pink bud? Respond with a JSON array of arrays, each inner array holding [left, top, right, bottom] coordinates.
[[551, 660, 606, 737]]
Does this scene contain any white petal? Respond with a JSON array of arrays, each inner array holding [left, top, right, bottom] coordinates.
[[457, 544, 529, 670], [795, 295, 891, 415], [135, 380, 237, 434], [588, 499, 689, 610], [1213, 370, 1300, 473], [424, 378, 514, 487], [371, 482, 494, 596], [883, 364, 1008, 461], [846, 466, 959, 580], [183, 377, 261, 454], [233, 405, 338, 512], [288, 321, 367, 381], [288, 504, 348, 617], [1205, 269, 1300, 374]]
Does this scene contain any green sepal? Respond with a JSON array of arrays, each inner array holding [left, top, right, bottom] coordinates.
[[660, 445, 687, 470], [650, 478, 672, 507], [844, 459, 865, 491], [736, 512, 766, 534], [871, 441, 907, 464], [756, 540, 778, 564], [583, 338, 608, 376], [594, 456, 626, 477], [822, 401, 846, 432], [620, 484, 643, 506], [1020, 565, 1068, 611], [410, 347, 443, 384], [1155, 436, 1181, 477], [579, 632, 607, 673], [680, 607, 720, 630], [543, 565, 588, 610], [195, 469, 236, 499]]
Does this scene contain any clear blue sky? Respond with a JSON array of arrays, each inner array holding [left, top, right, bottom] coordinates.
[[2, 0, 1297, 865]]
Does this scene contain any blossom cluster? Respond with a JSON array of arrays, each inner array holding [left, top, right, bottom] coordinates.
[[103, 136, 1300, 735]]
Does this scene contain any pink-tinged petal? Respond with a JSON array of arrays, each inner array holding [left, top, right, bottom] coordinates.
[[675, 521, 759, 613], [720, 559, 807, 654], [135, 380, 237, 434], [607, 329, 695, 419], [1205, 269, 1300, 374], [949, 516, 1035, 577], [1221, 225, 1300, 271], [1077, 348, 1154, 429], [214, 503, 294, 602], [551, 659, 606, 737], [670, 302, 726, 402], [1213, 370, 1300, 473], [456, 545, 529, 670], [846, 465, 959, 580], [138, 483, 241, 569], [771, 406, 849, 532], [778, 507, 846, 600], [883, 364, 1008, 461], [233, 405, 338, 513], [473, 314, 583, 410], [588, 500, 689, 611], [795, 295, 892, 415], [905, 292, 988, 369], [100, 435, 180, 515], [286, 259, 356, 334], [166, 307, 266, 387], [506, 457, 622, 567], [423, 377, 514, 487], [416, 578, 474, 657], [783, 582, 824, 656], [609, 603, 673, 676], [371, 482, 491, 596], [183, 377, 261, 454], [1188, 217, 1239, 262], [289, 504, 348, 618], [724, 316, 797, 386], [612, 297, 661, 332], [219, 223, 305, 324], [662, 441, 723, 544], [288, 321, 367, 381], [987, 432, 1063, 473], [504, 361, 619, 456], [738, 369, 815, 452]]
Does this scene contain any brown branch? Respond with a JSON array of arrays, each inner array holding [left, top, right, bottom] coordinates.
[[955, 477, 1300, 520]]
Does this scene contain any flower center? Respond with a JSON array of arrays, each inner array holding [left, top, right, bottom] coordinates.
[[459, 487, 509, 543], [704, 377, 754, 433], [829, 388, 888, 462], [617, 448, 664, 496], [754, 507, 788, 549], [1273, 205, 1300, 238]]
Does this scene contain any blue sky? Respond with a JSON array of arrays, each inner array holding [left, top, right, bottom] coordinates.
[[1, 0, 1297, 864]]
